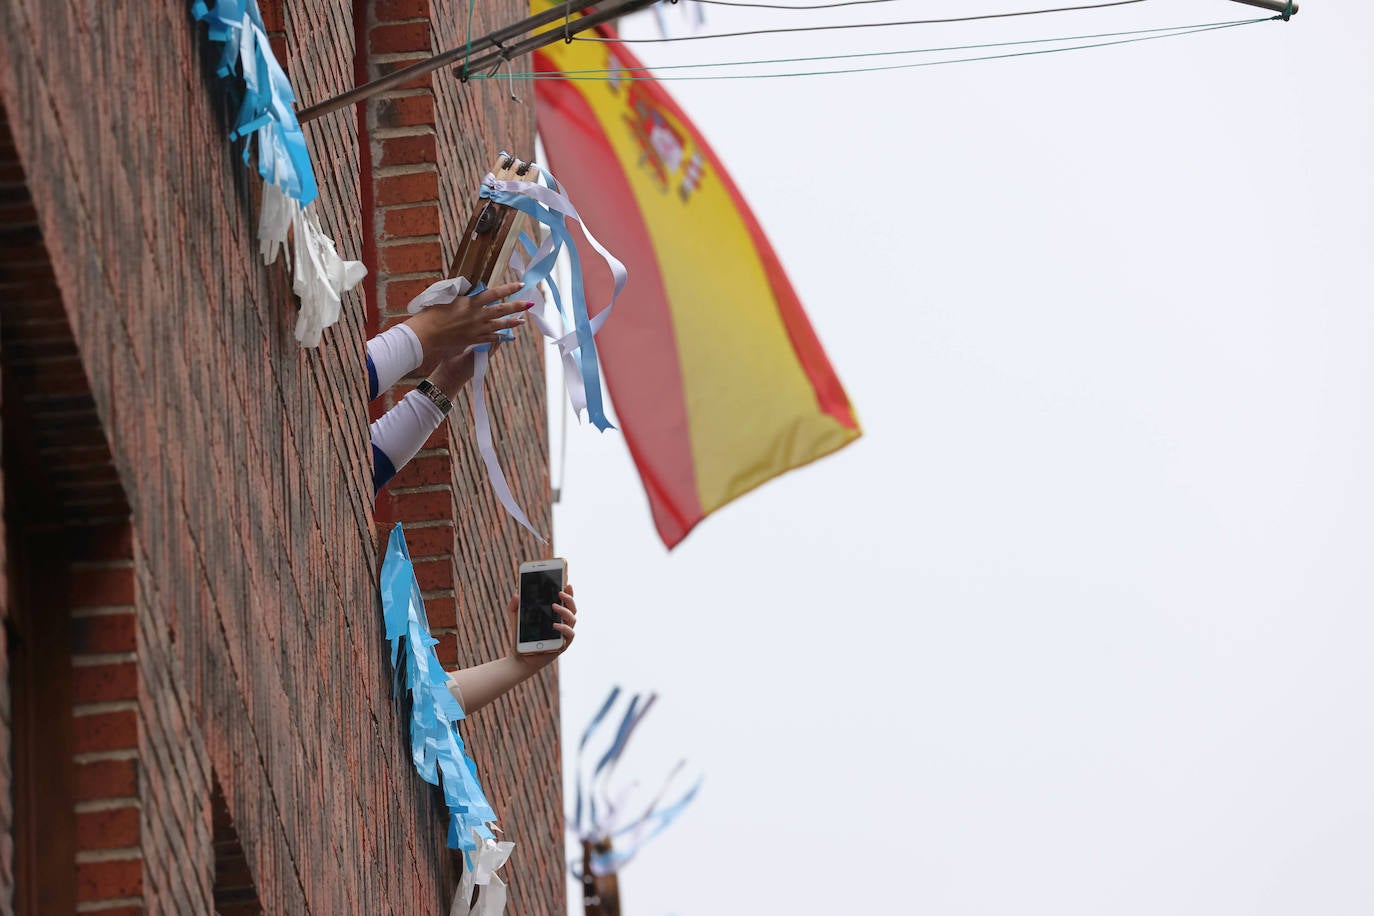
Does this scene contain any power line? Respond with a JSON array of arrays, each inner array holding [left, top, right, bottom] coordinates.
[[573, 0, 1156, 42], [691, 0, 1141, 11], [504, 18, 1262, 77], [508, 17, 1273, 80]]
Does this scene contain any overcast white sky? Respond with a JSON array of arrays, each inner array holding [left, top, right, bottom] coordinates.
[[536, 2, 1374, 913]]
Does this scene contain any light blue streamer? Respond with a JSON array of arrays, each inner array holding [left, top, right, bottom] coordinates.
[[517, 232, 570, 326], [516, 231, 583, 378], [479, 167, 615, 431], [565, 686, 701, 878], [573, 686, 622, 834], [592, 694, 642, 780], [483, 184, 610, 429], [193, 0, 319, 204], [593, 778, 703, 873], [380, 525, 498, 852]]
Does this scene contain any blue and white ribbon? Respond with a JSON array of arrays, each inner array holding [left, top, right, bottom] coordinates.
[[481, 165, 627, 433], [380, 525, 501, 854], [193, 0, 365, 346], [568, 688, 701, 879], [192, 0, 316, 202], [404, 161, 625, 541], [590, 774, 702, 876]]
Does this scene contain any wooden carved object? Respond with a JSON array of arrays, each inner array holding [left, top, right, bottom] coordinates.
[[450, 154, 541, 290]]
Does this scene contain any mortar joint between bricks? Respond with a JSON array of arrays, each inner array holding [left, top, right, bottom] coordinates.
[[73, 652, 138, 667], [371, 126, 436, 139], [396, 508, 453, 520], [71, 605, 136, 618], [375, 162, 438, 178], [75, 847, 142, 865], [388, 484, 453, 495], [74, 700, 139, 716], [74, 798, 141, 814], [73, 749, 139, 764], [377, 234, 442, 247], [378, 270, 443, 283], [372, 51, 432, 64], [376, 87, 432, 101], [76, 896, 144, 912]]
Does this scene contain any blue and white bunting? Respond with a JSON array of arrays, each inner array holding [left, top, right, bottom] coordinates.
[[380, 525, 502, 855], [193, 0, 364, 346]]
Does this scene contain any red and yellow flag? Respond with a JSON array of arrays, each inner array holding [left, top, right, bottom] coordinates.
[[533, 15, 861, 548]]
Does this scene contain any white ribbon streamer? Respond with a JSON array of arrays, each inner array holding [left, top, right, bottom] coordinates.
[[505, 247, 591, 420], [472, 349, 547, 544], [257, 183, 366, 347], [451, 829, 515, 916]]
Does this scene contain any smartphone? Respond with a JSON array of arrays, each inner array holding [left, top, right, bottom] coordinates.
[[517, 558, 567, 655]]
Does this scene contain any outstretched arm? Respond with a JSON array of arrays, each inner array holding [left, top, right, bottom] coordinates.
[[447, 586, 578, 716], [369, 346, 492, 494], [365, 281, 530, 401]]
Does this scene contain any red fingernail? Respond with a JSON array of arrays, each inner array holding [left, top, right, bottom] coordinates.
[[523, 301, 535, 310]]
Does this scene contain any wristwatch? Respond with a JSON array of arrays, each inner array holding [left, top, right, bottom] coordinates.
[[416, 378, 453, 416]]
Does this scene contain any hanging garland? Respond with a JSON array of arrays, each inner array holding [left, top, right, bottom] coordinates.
[[193, 0, 365, 346], [383, 526, 512, 916]]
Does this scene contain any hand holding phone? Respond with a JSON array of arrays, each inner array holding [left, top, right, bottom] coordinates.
[[517, 558, 570, 655]]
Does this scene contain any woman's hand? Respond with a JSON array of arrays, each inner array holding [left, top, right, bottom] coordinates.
[[445, 584, 579, 715], [507, 584, 578, 668], [407, 281, 531, 373]]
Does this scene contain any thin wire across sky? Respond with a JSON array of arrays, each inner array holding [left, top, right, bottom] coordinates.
[[473, 13, 1279, 83]]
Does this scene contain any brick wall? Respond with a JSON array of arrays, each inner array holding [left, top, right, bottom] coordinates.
[[359, 1, 566, 911], [0, 0, 560, 912], [0, 307, 9, 914]]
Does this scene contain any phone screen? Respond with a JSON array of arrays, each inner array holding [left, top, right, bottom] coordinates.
[[519, 568, 563, 644]]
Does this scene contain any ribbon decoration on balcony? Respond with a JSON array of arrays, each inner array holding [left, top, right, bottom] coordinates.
[[380, 525, 503, 857], [193, 0, 365, 346], [405, 155, 624, 543]]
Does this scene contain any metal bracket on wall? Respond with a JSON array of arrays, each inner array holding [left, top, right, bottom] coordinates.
[[296, 0, 659, 124], [1226, 0, 1298, 18]]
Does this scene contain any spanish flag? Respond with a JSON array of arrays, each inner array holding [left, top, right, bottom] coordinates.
[[533, 14, 861, 548]]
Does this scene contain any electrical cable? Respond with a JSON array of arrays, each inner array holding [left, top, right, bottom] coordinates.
[[496, 18, 1262, 77], [463, 0, 477, 78], [498, 17, 1271, 80], [691, 0, 1141, 11], [573, 0, 1158, 42]]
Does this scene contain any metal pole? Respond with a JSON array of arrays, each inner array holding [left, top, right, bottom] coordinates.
[[298, 0, 646, 123], [1226, 0, 1297, 16], [456, 0, 658, 81]]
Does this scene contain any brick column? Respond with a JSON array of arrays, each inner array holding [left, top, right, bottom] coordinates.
[[69, 527, 143, 913], [359, 0, 470, 663], [0, 331, 10, 916]]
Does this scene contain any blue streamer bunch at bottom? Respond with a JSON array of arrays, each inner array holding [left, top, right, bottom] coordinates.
[[381, 525, 498, 852]]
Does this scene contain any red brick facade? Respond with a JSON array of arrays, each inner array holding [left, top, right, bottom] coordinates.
[[0, 0, 562, 912]]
